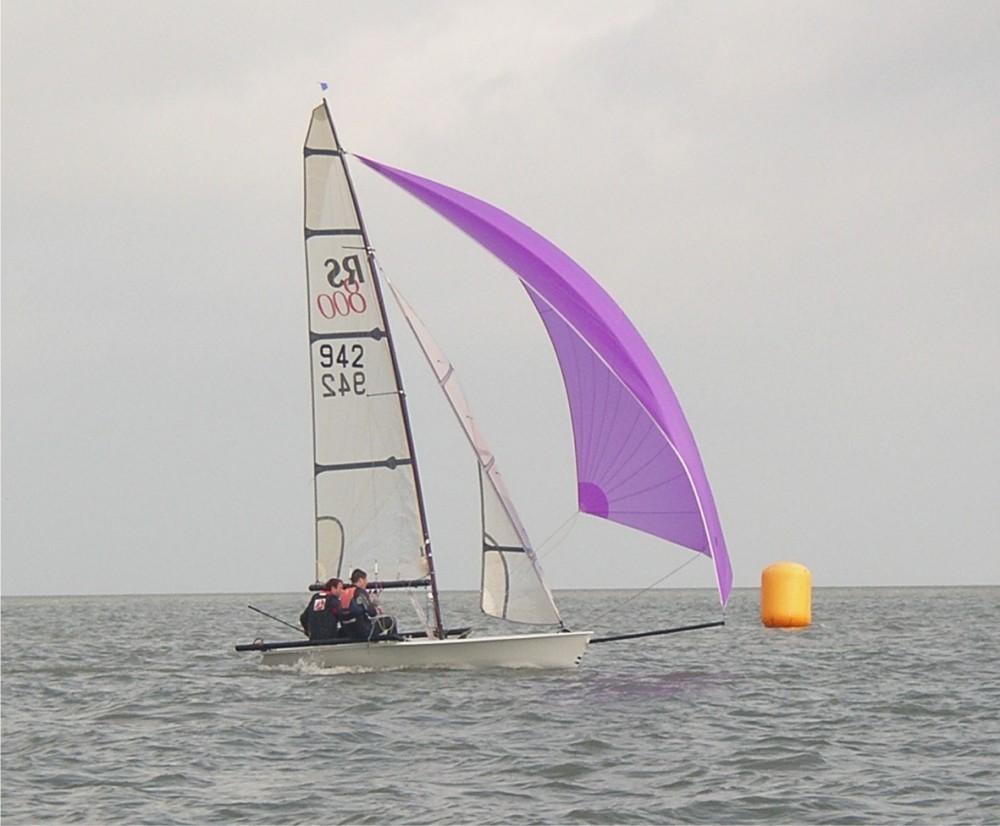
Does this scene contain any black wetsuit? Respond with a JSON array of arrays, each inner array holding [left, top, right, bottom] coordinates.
[[299, 591, 340, 640], [339, 585, 379, 640]]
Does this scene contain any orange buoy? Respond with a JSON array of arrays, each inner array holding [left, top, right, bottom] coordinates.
[[760, 562, 811, 627]]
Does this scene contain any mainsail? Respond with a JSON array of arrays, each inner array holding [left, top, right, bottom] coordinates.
[[388, 282, 563, 626], [355, 156, 733, 606], [303, 104, 443, 632]]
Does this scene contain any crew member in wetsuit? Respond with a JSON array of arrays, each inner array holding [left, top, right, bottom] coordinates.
[[299, 578, 344, 641], [339, 568, 399, 641]]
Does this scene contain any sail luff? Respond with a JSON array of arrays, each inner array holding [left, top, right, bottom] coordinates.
[[353, 154, 732, 606]]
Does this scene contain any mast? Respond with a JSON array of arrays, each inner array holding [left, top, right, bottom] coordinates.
[[305, 99, 445, 638]]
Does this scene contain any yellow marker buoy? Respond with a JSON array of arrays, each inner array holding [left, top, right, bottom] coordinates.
[[760, 562, 811, 627]]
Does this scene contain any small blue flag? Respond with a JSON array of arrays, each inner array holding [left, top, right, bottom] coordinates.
[[320, 82, 329, 91]]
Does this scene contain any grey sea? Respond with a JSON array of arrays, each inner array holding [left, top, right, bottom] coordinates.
[[2, 587, 998, 825]]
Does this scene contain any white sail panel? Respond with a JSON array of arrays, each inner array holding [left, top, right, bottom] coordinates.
[[305, 154, 360, 234], [315, 471, 427, 580], [305, 237, 388, 336], [388, 281, 561, 625], [480, 464, 522, 548], [309, 335, 411, 467], [303, 103, 428, 586], [316, 515, 344, 583], [479, 466, 559, 623], [305, 106, 337, 151]]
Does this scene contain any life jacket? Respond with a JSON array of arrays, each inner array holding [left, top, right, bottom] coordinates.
[[338, 585, 363, 634], [340, 584, 380, 639], [339, 586, 356, 611]]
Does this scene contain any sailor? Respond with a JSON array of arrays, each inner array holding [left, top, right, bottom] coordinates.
[[299, 578, 344, 641], [340, 568, 400, 641]]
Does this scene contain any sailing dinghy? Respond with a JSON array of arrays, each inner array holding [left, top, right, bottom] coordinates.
[[236, 100, 732, 670]]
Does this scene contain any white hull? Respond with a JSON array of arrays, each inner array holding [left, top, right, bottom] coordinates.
[[259, 630, 593, 671]]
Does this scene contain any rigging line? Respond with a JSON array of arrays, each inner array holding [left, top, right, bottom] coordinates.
[[406, 589, 434, 636], [590, 621, 725, 644], [534, 510, 579, 561], [583, 553, 700, 628], [247, 604, 307, 636]]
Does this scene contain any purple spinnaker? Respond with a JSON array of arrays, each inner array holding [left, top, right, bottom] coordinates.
[[356, 155, 732, 606]]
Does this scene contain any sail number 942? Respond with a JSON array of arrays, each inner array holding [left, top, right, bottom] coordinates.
[[319, 343, 366, 397]]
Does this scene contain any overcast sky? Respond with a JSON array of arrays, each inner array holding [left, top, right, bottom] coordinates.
[[3, 1, 998, 598]]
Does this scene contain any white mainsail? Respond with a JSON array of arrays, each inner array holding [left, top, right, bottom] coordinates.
[[303, 104, 433, 589], [387, 282, 562, 626]]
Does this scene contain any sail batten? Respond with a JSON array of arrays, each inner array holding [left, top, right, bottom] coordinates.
[[304, 228, 365, 238], [356, 154, 732, 606], [316, 457, 414, 472]]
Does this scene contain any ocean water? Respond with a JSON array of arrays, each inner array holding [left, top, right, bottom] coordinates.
[[2, 586, 998, 824]]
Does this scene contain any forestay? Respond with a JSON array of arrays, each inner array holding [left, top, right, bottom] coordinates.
[[355, 156, 733, 606]]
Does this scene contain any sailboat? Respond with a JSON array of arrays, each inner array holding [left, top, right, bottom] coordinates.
[[236, 99, 732, 669]]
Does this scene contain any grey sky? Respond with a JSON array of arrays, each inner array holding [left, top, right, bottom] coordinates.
[[3, 1, 998, 597]]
